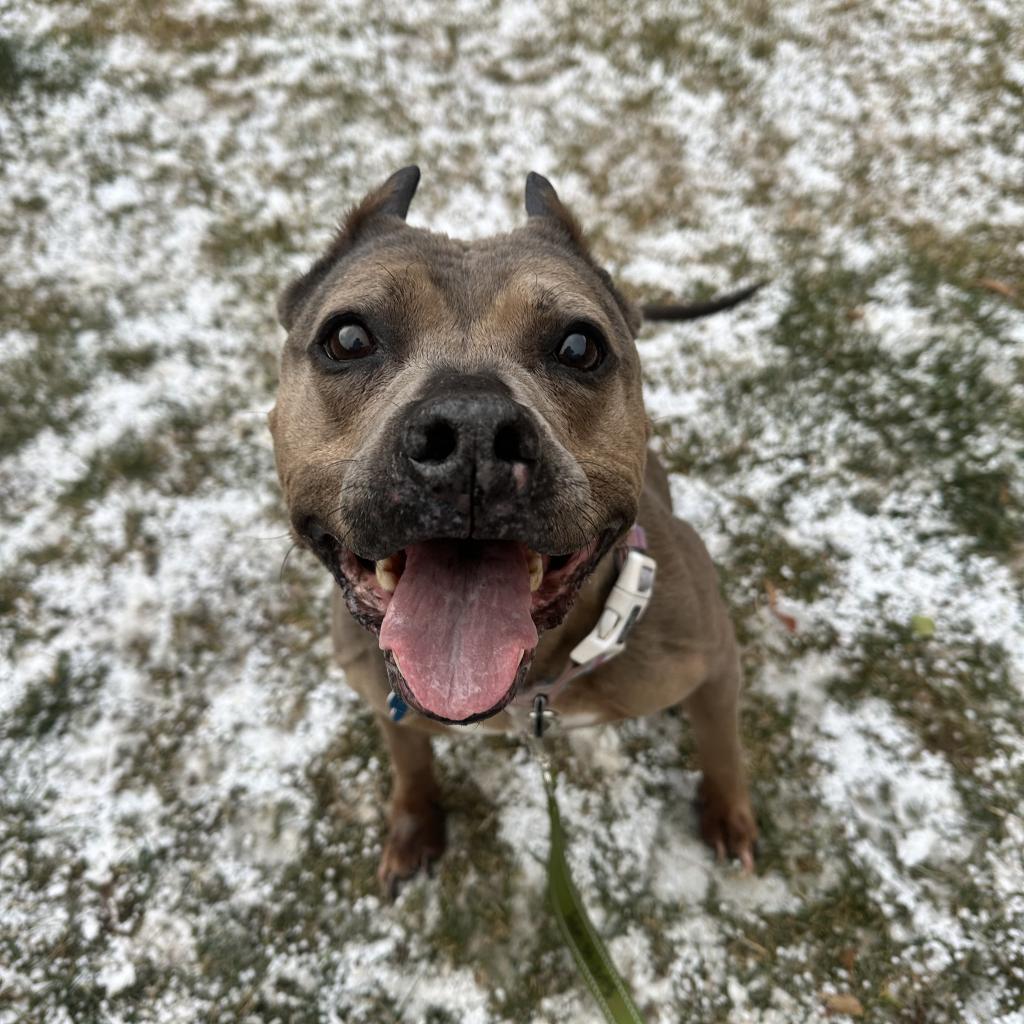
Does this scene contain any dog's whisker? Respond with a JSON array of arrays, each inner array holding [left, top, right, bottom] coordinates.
[[278, 542, 299, 583]]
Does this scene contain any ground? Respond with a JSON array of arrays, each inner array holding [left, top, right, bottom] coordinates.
[[1, 1, 1023, 1022]]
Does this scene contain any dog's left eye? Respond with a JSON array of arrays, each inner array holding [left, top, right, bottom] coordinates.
[[321, 320, 376, 361], [556, 328, 604, 371]]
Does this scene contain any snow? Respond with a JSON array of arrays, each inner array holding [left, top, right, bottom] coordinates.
[[1, 0, 1023, 1020]]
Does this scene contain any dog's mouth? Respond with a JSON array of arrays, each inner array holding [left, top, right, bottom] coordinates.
[[332, 535, 606, 725]]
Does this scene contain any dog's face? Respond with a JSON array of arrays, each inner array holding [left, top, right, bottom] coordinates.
[[270, 168, 648, 724]]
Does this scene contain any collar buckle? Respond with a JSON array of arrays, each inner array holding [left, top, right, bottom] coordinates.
[[516, 526, 657, 732], [567, 547, 657, 667]]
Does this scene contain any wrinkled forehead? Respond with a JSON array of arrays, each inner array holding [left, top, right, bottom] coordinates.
[[311, 229, 624, 340]]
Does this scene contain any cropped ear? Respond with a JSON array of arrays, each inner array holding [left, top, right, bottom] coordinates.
[[346, 164, 420, 229], [277, 165, 420, 330], [524, 171, 589, 251], [526, 172, 642, 336]]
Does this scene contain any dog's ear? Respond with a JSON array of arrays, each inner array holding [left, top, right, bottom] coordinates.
[[525, 172, 642, 335], [277, 165, 421, 330], [346, 164, 421, 229], [524, 172, 589, 251]]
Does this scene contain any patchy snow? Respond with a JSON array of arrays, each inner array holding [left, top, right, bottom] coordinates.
[[1, 0, 1023, 1021]]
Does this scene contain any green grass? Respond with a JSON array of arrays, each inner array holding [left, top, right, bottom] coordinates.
[[831, 624, 1021, 824], [4, 652, 107, 741]]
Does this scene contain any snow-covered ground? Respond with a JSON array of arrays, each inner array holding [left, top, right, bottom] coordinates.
[[1, 1, 1022, 1021]]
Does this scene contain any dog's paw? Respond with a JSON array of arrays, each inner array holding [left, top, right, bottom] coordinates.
[[696, 776, 758, 875], [377, 798, 446, 900]]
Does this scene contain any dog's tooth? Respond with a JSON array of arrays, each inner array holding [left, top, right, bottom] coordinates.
[[528, 550, 544, 592], [376, 561, 398, 593]]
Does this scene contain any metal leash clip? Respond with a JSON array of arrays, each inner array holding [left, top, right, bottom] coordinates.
[[530, 693, 556, 738]]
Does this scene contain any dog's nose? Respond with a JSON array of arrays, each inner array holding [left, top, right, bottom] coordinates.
[[402, 387, 540, 501]]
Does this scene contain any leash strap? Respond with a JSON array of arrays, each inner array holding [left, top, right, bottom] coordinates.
[[531, 740, 647, 1024]]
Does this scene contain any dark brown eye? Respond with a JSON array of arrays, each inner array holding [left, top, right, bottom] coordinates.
[[323, 321, 375, 360], [556, 328, 603, 371]]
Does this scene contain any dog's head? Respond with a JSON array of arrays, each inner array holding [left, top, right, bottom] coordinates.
[[270, 167, 648, 724]]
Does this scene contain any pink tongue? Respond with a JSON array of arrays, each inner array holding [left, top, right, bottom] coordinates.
[[379, 540, 538, 721]]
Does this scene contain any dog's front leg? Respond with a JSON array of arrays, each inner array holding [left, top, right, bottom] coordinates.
[[683, 657, 758, 872], [375, 714, 447, 899]]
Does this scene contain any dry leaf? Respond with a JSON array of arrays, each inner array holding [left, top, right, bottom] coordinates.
[[823, 992, 864, 1016], [976, 277, 1018, 300], [737, 934, 770, 959], [838, 946, 858, 972], [764, 579, 798, 633]]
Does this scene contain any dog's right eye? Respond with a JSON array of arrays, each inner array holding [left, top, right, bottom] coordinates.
[[320, 319, 376, 361], [555, 326, 604, 372]]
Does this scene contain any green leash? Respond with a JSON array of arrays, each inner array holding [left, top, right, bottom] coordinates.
[[530, 738, 647, 1024]]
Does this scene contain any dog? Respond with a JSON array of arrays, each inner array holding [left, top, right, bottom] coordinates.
[[269, 166, 758, 895]]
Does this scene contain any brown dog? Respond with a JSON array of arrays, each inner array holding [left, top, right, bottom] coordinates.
[[269, 166, 757, 894]]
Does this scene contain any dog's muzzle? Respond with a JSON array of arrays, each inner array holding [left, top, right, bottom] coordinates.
[[298, 372, 623, 725], [399, 372, 540, 522]]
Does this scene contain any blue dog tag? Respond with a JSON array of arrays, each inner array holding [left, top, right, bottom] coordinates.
[[386, 691, 408, 723]]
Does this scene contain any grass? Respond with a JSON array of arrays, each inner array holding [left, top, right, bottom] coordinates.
[[0, 286, 112, 458], [1, 1, 1022, 1021], [831, 625, 1021, 828], [4, 652, 106, 741]]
